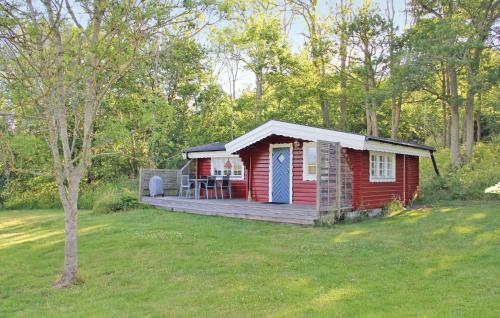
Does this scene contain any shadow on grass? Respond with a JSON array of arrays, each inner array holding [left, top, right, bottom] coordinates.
[[0, 218, 109, 250]]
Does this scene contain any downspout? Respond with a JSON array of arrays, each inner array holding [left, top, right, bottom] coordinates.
[[247, 155, 252, 201], [430, 150, 440, 176], [403, 154, 406, 204]]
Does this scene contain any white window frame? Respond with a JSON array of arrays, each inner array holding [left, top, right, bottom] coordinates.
[[210, 157, 244, 180], [302, 142, 317, 181], [369, 151, 396, 182]]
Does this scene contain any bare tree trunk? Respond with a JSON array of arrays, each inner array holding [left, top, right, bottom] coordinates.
[[440, 64, 448, 147], [317, 53, 330, 127], [255, 69, 263, 124], [370, 106, 378, 136], [464, 48, 481, 161], [54, 177, 80, 287], [369, 76, 379, 137], [387, 0, 400, 140], [446, 106, 451, 147], [476, 93, 481, 142], [319, 93, 330, 128], [362, 38, 378, 136], [338, 0, 350, 130], [391, 94, 401, 140], [464, 88, 474, 158], [441, 102, 448, 147], [364, 78, 372, 135], [448, 65, 461, 166], [339, 57, 347, 130]]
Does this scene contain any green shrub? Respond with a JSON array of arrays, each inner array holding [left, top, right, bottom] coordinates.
[[383, 199, 405, 216], [0, 175, 138, 210], [79, 178, 138, 209], [92, 188, 142, 214], [420, 142, 500, 202], [1, 176, 61, 209]]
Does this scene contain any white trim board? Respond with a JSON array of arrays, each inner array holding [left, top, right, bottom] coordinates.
[[184, 151, 239, 159], [225, 120, 432, 157], [365, 141, 430, 157], [226, 120, 366, 154], [268, 143, 293, 204]]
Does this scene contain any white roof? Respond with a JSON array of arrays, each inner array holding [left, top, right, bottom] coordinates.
[[225, 120, 432, 157]]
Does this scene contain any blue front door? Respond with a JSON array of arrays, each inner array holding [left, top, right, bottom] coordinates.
[[271, 147, 291, 203]]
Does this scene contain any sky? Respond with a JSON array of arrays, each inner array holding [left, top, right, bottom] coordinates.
[[209, 0, 410, 96]]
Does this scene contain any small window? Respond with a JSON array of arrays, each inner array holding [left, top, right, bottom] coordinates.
[[212, 159, 223, 176], [369, 152, 395, 182], [303, 142, 317, 181], [233, 160, 243, 176], [211, 157, 244, 179]]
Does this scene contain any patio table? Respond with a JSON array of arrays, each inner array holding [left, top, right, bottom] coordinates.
[[189, 178, 208, 200]]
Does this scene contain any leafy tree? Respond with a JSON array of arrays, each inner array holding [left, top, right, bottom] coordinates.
[[349, 3, 391, 136], [0, 0, 220, 287], [287, 0, 335, 127]]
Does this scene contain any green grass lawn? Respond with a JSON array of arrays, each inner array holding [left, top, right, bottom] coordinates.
[[1, 202, 499, 317]]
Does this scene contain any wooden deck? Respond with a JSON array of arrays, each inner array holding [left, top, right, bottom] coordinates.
[[141, 196, 318, 225]]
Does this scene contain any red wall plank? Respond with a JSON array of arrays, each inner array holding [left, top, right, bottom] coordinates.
[[194, 139, 419, 209], [238, 135, 316, 205], [196, 158, 247, 198], [346, 149, 419, 209]]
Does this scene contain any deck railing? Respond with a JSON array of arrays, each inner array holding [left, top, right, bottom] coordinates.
[[139, 159, 198, 199], [139, 168, 180, 198]]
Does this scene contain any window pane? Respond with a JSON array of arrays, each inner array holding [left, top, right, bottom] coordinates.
[[308, 164, 316, 175], [307, 146, 317, 162], [212, 159, 222, 175], [379, 155, 384, 176], [223, 159, 231, 175], [386, 157, 393, 177], [308, 145, 317, 175], [232, 158, 242, 176], [370, 155, 376, 176]]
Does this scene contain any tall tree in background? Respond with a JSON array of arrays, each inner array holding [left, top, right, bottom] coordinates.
[[212, 29, 243, 139], [349, 3, 390, 136], [460, 0, 499, 161], [215, 0, 287, 125], [0, 0, 218, 287], [409, 0, 499, 165], [386, 0, 403, 140], [336, 0, 353, 130], [240, 15, 286, 123], [288, 0, 333, 127]]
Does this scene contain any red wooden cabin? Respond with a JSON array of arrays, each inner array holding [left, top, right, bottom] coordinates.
[[183, 120, 437, 212]]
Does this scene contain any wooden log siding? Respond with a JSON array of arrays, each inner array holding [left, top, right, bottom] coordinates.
[[197, 158, 247, 198], [346, 150, 419, 209], [238, 135, 317, 205], [139, 168, 179, 197], [316, 141, 353, 217]]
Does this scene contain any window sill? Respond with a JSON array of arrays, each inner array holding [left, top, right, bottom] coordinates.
[[303, 175, 317, 181], [369, 178, 396, 183], [213, 176, 244, 180]]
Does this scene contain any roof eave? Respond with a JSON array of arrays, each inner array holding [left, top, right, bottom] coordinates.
[[365, 136, 435, 152], [226, 120, 366, 154]]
